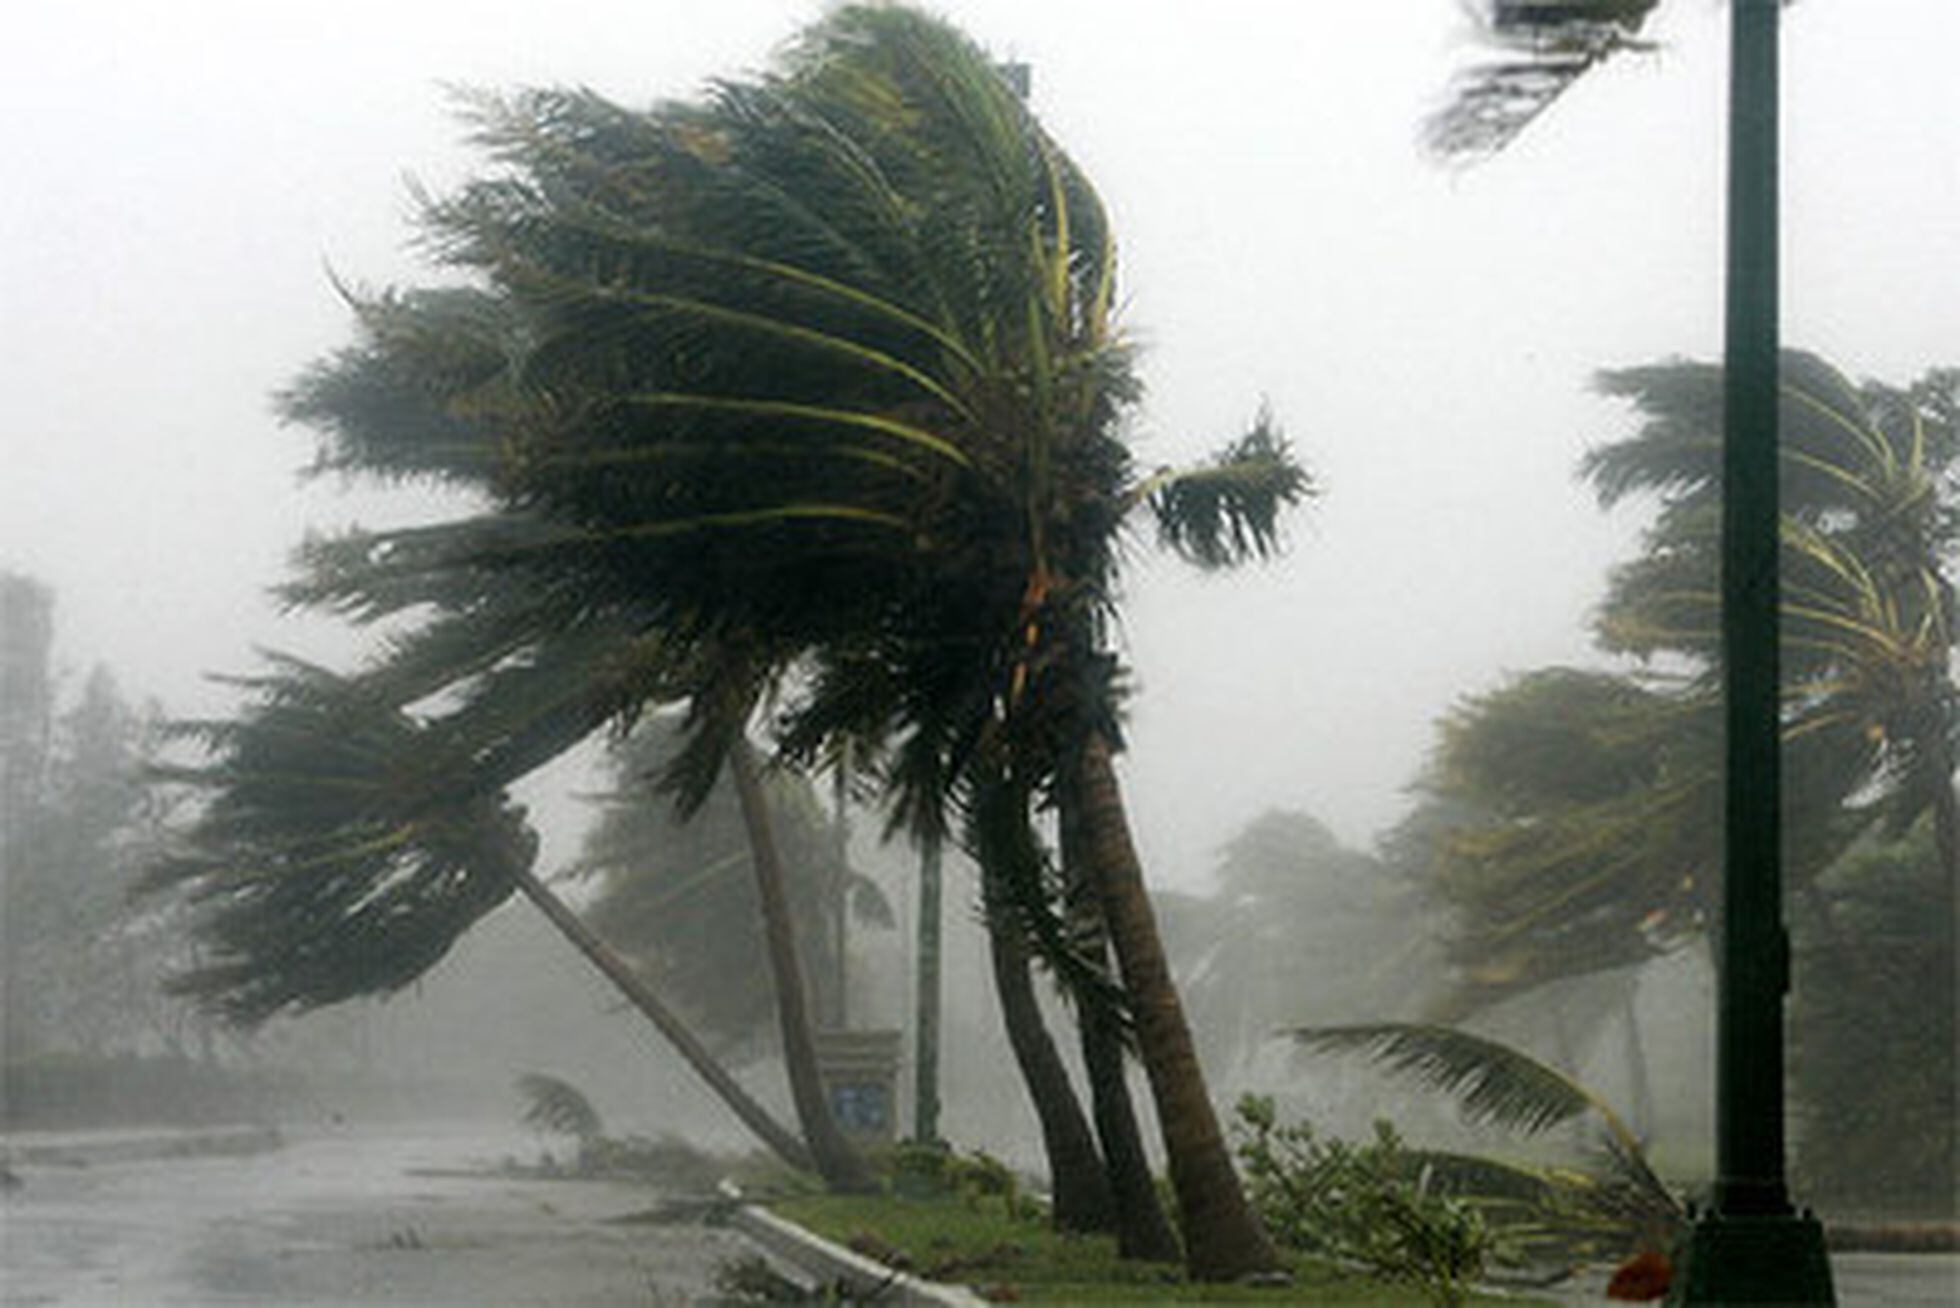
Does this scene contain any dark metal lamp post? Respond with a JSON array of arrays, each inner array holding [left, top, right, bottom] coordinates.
[[1671, 2, 1835, 1299]]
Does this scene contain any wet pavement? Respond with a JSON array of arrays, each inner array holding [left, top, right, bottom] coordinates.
[[5, 1127, 1953, 1305], [1544, 1250, 1959, 1306], [1, 1126, 752, 1306]]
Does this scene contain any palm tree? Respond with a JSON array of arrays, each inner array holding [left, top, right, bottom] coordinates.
[[144, 658, 816, 1172], [1587, 352, 1959, 877], [1415, 666, 1719, 1017], [1586, 355, 1958, 1231], [254, 6, 1307, 1271], [266, 504, 874, 1190], [1412, 354, 1956, 1017], [1412, 356, 1959, 1066]]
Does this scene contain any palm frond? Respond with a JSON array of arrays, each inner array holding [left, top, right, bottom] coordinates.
[[1141, 410, 1313, 569], [1423, 1, 1661, 162], [516, 1072, 606, 1140], [138, 654, 558, 1024], [1286, 1022, 1643, 1158]]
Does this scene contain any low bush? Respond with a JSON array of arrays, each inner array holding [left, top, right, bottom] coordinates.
[[1232, 1095, 1491, 1308]]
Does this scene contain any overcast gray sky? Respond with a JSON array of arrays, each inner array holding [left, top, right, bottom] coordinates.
[[3, 0, 1955, 888]]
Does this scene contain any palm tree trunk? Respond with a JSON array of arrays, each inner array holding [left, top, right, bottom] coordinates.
[[1070, 731, 1279, 1280], [728, 742, 877, 1193], [1077, 978, 1184, 1262], [1061, 792, 1182, 1262], [973, 767, 1115, 1233], [913, 837, 944, 1143], [1930, 724, 1957, 901], [506, 863, 814, 1172], [826, 764, 851, 1029], [1931, 745, 1958, 1188], [982, 876, 1118, 1234]]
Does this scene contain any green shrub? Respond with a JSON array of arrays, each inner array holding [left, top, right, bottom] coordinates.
[[1232, 1095, 1491, 1307], [880, 1139, 1043, 1220]]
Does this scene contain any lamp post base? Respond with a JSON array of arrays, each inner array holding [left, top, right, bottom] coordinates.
[[1669, 1208, 1835, 1305]]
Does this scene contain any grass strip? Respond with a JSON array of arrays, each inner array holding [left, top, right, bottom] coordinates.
[[768, 1191, 1547, 1304]]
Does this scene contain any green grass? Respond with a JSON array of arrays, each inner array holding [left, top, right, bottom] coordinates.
[[766, 1191, 1548, 1304]]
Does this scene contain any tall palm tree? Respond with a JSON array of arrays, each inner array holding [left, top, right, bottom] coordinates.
[[254, 6, 1307, 1271]]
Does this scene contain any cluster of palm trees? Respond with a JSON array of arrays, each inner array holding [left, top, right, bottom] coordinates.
[[147, 6, 1308, 1280], [1417, 352, 1957, 1020]]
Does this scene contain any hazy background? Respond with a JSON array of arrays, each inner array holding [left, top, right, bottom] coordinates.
[[4, 0, 1955, 889]]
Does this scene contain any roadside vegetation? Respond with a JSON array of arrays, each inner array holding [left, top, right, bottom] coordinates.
[[767, 1181, 1542, 1306]]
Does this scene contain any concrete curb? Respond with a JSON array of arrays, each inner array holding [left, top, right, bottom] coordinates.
[[720, 1182, 990, 1306], [1, 1124, 282, 1167]]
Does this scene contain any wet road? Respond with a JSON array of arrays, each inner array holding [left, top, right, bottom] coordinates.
[[1546, 1249, 1959, 1306], [1, 1127, 752, 1306], [6, 1128, 1953, 1305], [1829, 1252, 1960, 1306]]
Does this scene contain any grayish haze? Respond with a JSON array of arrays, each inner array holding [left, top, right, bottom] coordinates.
[[3, 0, 1955, 889]]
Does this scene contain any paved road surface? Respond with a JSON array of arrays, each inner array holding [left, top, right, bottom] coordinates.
[[2, 1126, 751, 1306], [1546, 1249, 1958, 1306], [6, 1127, 1953, 1304]]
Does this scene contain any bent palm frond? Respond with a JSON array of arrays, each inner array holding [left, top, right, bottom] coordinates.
[[1285, 1021, 1646, 1161], [1424, 1, 1662, 162], [516, 1072, 606, 1141], [1138, 411, 1313, 569]]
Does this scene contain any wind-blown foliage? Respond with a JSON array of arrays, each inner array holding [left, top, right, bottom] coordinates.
[[1415, 352, 1958, 1019], [147, 659, 819, 1172], [160, 4, 1306, 1262], [1291, 1022, 1624, 1146], [1417, 667, 1716, 1014], [517, 1071, 605, 1142], [145, 657, 530, 1024], [1286, 1023, 1680, 1235], [1141, 413, 1310, 570], [1424, 1, 1661, 161], [1587, 352, 1959, 864]]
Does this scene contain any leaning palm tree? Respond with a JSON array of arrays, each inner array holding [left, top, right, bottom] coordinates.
[[517, 1072, 606, 1156], [145, 657, 817, 1172], [250, 6, 1305, 1272]]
